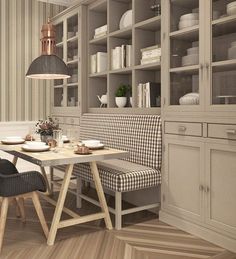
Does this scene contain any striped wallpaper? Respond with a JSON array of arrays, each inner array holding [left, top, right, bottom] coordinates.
[[0, 0, 64, 122]]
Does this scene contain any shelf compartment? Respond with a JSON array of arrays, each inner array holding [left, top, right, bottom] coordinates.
[[212, 14, 236, 37], [88, 77, 107, 108], [89, 35, 107, 45], [134, 62, 161, 71], [109, 26, 132, 39], [170, 64, 199, 74], [212, 59, 236, 72], [170, 25, 199, 41], [54, 88, 63, 107], [135, 16, 161, 31], [171, 0, 199, 9]]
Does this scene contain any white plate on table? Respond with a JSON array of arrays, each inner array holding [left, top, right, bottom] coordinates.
[[85, 143, 105, 150], [21, 144, 50, 152], [1, 137, 25, 144]]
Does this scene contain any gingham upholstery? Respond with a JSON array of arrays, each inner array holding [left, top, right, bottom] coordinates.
[[54, 114, 162, 192]]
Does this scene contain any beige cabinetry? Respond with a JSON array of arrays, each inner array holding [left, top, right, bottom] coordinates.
[[161, 0, 236, 253], [51, 4, 87, 129]]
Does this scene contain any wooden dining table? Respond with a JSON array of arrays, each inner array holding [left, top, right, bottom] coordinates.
[[0, 143, 128, 246]]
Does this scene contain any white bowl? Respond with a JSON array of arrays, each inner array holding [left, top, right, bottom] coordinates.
[[26, 141, 46, 147], [178, 20, 199, 30], [227, 1, 236, 9], [82, 140, 100, 147], [231, 41, 236, 47], [228, 46, 236, 59], [187, 47, 199, 55], [182, 54, 199, 66], [180, 13, 199, 21], [179, 93, 199, 105], [227, 5, 236, 15]]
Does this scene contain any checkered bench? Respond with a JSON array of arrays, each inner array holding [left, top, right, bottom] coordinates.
[[53, 113, 162, 229]]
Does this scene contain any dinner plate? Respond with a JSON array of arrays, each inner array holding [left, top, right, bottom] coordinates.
[[21, 144, 50, 152], [119, 10, 132, 29], [86, 143, 105, 150], [1, 138, 25, 144]]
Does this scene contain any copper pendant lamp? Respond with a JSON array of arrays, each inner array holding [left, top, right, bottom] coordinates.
[[26, 18, 70, 80]]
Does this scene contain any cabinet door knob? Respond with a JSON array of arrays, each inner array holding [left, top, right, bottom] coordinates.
[[226, 129, 236, 135], [178, 125, 186, 132], [199, 185, 204, 191], [204, 186, 210, 193]]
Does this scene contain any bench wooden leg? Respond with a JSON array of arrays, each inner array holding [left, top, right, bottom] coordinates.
[[76, 177, 82, 208], [0, 198, 9, 254], [115, 192, 122, 230]]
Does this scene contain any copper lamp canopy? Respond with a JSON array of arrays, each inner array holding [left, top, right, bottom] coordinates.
[[26, 19, 70, 80]]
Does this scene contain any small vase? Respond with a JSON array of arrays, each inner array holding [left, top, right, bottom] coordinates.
[[115, 97, 127, 108], [40, 134, 53, 143]]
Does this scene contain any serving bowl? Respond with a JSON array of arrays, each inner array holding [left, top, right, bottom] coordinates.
[[227, 2, 236, 15], [179, 93, 199, 105], [180, 13, 199, 21], [182, 54, 199, 66], [178, 20, 199, 30]]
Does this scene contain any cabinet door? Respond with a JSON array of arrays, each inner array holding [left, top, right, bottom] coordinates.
[[205, 0, 236, 112], [163, 137, 204, 223], [205, 143, 236, 237], [162, 0, 205, 112]]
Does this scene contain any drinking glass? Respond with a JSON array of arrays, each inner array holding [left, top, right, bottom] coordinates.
[[67, 127, 79, 149], [53, 129, 63, 150]]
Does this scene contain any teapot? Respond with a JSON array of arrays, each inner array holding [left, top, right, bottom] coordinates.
[[97, 94, 107, 107], [76, 143, 90, 154]]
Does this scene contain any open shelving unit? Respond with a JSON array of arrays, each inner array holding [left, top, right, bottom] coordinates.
[[87, 0, 162, 114]]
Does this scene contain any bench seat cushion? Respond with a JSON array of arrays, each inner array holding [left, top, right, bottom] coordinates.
[[53, 159, 161, 192]]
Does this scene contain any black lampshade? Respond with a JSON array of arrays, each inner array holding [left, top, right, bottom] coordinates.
[[26, 55, 70, 79]]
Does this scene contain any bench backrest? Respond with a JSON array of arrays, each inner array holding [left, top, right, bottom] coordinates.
[[80, 114, 162, 170]]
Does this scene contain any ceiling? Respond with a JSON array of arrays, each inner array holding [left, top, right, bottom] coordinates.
[[37, 0, 77, 6]]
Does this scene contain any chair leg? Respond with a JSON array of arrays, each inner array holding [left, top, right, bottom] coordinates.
[[76, 177, 82, 208], [12, 198, 21, 218], [115, 192, 122, 230], [31, 192, 49, 238], [17, 198, 26, 223], [0, 198, 9, 253]]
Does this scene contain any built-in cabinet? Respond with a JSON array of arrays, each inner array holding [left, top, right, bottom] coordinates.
[[161, 0, 236, 253]]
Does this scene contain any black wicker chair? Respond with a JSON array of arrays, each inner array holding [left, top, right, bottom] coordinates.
[[0, 159, 49, 253]]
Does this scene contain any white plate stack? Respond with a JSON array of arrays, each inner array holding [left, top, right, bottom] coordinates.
[[228, 41, 236, 60], [178, 13, 199, 30], [182, 46, 199, 66], [227, 1, 236, 16]]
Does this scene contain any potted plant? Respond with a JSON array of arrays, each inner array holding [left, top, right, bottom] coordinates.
[[35, 116, 59, 142], [115, 84, 131, 108]]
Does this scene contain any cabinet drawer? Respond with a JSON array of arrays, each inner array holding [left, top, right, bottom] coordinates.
[[208, 124, 236, 140], [165, 121, 202, 137]]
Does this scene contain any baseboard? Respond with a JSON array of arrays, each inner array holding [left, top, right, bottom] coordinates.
[[160, 210, 236, 253]]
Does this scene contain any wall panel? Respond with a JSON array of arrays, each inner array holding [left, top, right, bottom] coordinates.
[[0, 0, 64, 121]]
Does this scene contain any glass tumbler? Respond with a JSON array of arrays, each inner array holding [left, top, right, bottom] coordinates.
[[53, 129, 63, 148]]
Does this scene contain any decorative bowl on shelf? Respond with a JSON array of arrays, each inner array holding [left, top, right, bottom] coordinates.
[[179, 93, 199, 105], [227, 1, 236, 15], [178, 19, 199, 30], [182, 54, 199, 66], [119, 10, 133, 30], [180, 13, 199, 21]]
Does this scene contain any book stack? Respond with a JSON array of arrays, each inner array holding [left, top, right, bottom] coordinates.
[[90, 52, 107, 74], [111, 45, 132, 70], [137, 82, 161, 108], [140, 45, 161, 65], [94, 24, 107, 39]]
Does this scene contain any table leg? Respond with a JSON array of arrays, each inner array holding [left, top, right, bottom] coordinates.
[[40, 167, 52, 196], [89, 161, 112, 230], [47, 164, 74, 246]]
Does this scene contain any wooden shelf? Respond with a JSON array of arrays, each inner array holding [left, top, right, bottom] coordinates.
[[170, 64, 199, 74], [109, 26, 132, 39], [54, 84, 64, 88], [89, 107, 161, 114], [89, 71, 108, 78], [170, 25, 199, 41], [67, 59, 79, 65], [135, 62, 161, 71], [56, 42, 63, 47], [67, 82, 78, 87], [212, 59, 236, 72], [109, 67, 132, 74], [89, 35, 107, 45], [212, 14, 236, 37], [135, 16, 161, 31]]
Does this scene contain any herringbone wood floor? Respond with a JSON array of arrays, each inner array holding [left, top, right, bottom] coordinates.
[[1, 190, 236, 259]]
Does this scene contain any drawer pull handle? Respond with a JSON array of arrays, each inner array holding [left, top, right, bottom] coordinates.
[[199, 185, 204, 191], [226, 129, 236, 135], [178, 126, 186, 132]]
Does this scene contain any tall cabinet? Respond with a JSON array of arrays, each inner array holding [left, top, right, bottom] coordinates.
[[160, 0, 236, 253], [51, 4, 87, 132]]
